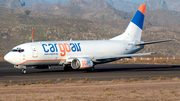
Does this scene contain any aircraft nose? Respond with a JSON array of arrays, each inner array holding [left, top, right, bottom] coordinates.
[[4, 53, 13, 63]]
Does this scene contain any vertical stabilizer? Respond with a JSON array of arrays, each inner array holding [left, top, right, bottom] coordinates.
[[110, 4, 146, 41]]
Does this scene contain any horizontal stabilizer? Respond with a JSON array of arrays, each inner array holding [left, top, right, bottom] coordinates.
[[135, 39, 175, 46], [93, 52, 158, 61]]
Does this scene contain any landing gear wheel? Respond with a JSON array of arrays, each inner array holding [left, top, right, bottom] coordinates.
[[64, 65, 73, 71], [86, 67, 95, 72], [21, 69, 27, 74]]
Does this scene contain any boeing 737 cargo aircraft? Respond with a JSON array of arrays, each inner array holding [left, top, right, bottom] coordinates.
[[4, 4, 173, 74]]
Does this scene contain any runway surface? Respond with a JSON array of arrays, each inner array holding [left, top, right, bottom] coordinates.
[[1, 61, 180, 83]]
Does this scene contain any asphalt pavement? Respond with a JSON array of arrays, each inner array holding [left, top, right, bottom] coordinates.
[[1, 61, 180, 83]]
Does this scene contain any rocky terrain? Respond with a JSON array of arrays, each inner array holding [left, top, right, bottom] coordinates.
[[0, 0, 180, 58]]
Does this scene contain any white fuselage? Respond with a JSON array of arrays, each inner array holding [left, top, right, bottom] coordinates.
[[4, 40, 144, 66]]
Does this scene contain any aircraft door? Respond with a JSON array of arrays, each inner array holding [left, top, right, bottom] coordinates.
[[31, 46, 38, 58]]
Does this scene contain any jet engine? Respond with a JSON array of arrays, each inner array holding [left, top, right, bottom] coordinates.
[[71, 58, 93, 69]]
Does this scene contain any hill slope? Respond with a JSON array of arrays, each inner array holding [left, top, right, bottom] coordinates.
[[164, 0, 180, 11], [46, 5, 85, 17], [22, 0, 49, 6], [0, 7, 179, 58], [111, 0, 139, 12], [145, 9, 180, 26], [83, 7, 132, 19], [66, 0, 111, 11], [0, 0, 22, 8], [46, 5, 132, 19], [144, 0, 168, 11], [23, 3, 60, 11]]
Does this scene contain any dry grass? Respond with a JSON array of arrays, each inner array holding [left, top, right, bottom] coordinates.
[[0, 57, 4, 61], [0, 77, 180, 101], [111, 58, 180, 65]]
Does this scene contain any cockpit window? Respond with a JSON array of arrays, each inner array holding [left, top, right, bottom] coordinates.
[[11, 48, 24, 53], [11, 49, 18, 52]]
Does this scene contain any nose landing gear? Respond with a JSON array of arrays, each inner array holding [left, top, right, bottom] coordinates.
[[21, 66, 27, 74], [21, 69, 27, 74], [14, 65, 27, 74]]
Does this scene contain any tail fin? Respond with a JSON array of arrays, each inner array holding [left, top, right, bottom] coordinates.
[[110, 4, 146, 41]]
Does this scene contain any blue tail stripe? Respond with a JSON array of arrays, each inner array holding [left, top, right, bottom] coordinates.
[[131, 10, 145, 30]]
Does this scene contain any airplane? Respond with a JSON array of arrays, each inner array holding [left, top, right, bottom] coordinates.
[[4, 4, 174, 74]]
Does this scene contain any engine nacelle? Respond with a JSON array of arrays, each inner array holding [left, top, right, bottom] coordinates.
[[71, 58, 93, 69], [32, 65, 50, 69]]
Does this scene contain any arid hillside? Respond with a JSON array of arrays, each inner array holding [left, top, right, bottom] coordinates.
[[0, 7, 179, 58], [145, 9, 180, 26], [0, 0, 23, 8]]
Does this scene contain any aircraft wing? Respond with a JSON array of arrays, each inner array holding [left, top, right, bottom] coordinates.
[[135, 39, 175, 46], [92, 52, 158, 61]]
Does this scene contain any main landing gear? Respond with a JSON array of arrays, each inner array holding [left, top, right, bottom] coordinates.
[[86, 67, 95, 72], [21, 66, 27, 74], [64, 65, 73, 71]]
